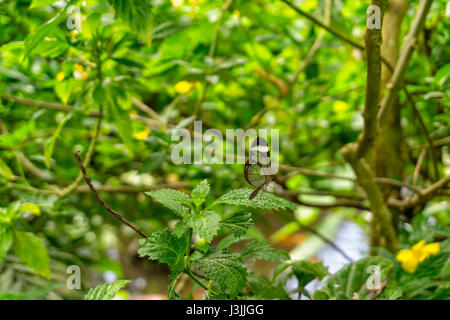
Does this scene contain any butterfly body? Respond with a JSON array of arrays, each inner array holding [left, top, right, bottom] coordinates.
[[244, 137, 273, 200]]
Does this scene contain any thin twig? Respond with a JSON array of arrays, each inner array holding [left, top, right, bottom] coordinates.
[[413, 148, 426, 186], [74, 151, 147, 239], [132, 97, 164, 122], [378, 0, 434, 123], [280, 0, 394, 72], [404, 87, 439, 180]]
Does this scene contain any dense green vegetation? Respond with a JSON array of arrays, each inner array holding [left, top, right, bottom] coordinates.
[[0, 0, 448, 300]]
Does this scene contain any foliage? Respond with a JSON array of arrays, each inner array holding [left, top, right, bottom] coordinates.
[[84, 280, 130, 300], [0, 0, 448, 301]]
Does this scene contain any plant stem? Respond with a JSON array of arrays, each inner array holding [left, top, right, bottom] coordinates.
[[184, 269, 209, 291]]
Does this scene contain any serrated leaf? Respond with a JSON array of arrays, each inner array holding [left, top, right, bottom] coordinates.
[[173, 221, 189, 238], [146, 189, 191, 217], [221, 212, 253, 236], [214, 188, 296, 211], [191, 180, 210, 206], [13, 230, 51, 279], [321, 257, 393, 300], [0, 158, 14, 180], [109, 0, 153, 46], [240, 241, 290, 262], [138, 229, 187, 274], [0, 226, 13, 263], [188, 211, 221, 243], [84, 280, 130, 300], [194, 248, 247, 298], [247, 273, 289, 300], [292, 260, 329, 288]]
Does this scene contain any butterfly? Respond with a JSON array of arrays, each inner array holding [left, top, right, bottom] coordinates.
[[244, 137, 273, 200]]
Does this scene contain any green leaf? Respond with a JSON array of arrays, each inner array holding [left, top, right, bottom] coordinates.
[[44, 113, 71, 169], [13, 230, 51, 279], [138, 229, 187, 274], [24, 1, 75, 57], [173, 221, 189, 238], [191, 180, 210, 207], [312, 290, 329, 300], [107, 93, 134, 152], [187, 211, 221, 243], [214, 188, 296, 211], [221, 212, 253, 236], [109, 0, 153, 46], [29, 0, 57, 9], [0, 293, 21, 300], [0, 158, 14, 180], [292, 260, 329, 288], [18, 202, 41, 216], [377, 286, 403, 300], [321, 257, 393, 300], [84, 280, 130, 300], [0, 226, 13, 263], [54, 79, 73, 104], [168, 274, 181, 300], [247, 273, 289, 300], [194, 248, 247, 298], [146, 189, 191, 217], [240, 241, 290, 262]]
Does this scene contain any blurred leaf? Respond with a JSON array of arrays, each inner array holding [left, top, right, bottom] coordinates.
[[109, 0, 153, 46], [292, 260, 328, 288], [29, 0, 56, 9], [320, 257, 393, 300], [44, 113, 71, 169], [13, 230, 51, 279], [18, 203, 41, 216], [247, 273, 289, 300], [0, 226, 13, 263], [0, 158, 14, 180]]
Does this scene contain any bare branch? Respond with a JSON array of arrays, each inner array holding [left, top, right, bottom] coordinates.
[[378, 0, 434, 124], [404, 87, 439, 180], [74, 151, 147, 239]]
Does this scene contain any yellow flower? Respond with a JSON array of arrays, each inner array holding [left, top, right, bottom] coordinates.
[[174, 81, 194, 94], [396, 240, 440, 273], [74, 63, 84, 73], [82, 71, 90, 81], [56, 72, 65, 82], [134, 127, 150, 141], [171, 0, 184, 8]]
